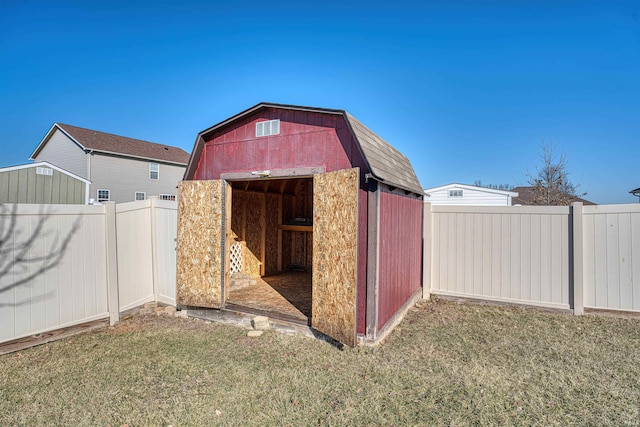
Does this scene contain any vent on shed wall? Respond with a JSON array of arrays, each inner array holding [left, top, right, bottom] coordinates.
[[256, 119, 280, 137], [36, 167, 53, 176]]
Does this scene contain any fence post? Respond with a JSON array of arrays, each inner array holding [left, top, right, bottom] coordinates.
[[105, 201, 120, 325], [572, 202, 584, 315], [149, 196, 159, 302], [422, 201, 432, 300]]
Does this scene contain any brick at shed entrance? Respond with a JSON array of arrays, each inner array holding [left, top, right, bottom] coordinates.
[[252, 316, 270, 330]]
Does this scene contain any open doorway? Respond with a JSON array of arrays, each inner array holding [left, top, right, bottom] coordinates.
[[177, 168, 360, 346], [226, 177, 313, 323]]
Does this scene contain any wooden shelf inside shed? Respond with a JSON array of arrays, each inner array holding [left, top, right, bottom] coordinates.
[[279, 224, 313, 232]]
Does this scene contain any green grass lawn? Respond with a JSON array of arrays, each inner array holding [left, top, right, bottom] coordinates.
[[1, 298, 639, 426]]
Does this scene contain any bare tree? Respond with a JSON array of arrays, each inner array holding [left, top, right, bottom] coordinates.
[[474, 180, 514, 191], [527, 143, 585, 206]]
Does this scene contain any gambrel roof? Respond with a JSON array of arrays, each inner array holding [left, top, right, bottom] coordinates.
[[30, 123, 190, 165], [185, 102, 423, 194], [344, 112, 422, 194]]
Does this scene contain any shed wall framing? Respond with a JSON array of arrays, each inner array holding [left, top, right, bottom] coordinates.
[[228, 178, 314, 278]]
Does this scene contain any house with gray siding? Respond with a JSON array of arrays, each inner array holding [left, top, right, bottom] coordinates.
[[30, 123, 189, 203], [0, 161, 90, 204]]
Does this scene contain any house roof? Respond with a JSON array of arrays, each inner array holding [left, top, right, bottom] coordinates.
[[511, 186, 596, 205], [0, 161, 91, 184], [30, 123, 190, 165], [424, 183, 518, 197], [185, 102, 423, 194]]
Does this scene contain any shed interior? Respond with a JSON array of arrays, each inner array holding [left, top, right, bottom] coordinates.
[[227, 177, 314, 323]]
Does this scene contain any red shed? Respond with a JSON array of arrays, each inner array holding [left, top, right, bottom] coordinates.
[[176, 103, 423, 346]]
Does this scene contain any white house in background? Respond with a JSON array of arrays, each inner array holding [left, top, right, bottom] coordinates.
[[424, 183, 518, 206], [30, 123, 190, 203]]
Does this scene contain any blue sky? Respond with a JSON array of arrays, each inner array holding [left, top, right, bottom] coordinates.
[[1, 0, 638, 204]]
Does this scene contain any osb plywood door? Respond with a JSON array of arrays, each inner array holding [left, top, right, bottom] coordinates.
[[312, 168, 359, 347], [176, 180, 231, 308]]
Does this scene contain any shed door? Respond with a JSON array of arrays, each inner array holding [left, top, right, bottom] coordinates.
[[312, 168, 359, 347], [176, 179, 231, 309]]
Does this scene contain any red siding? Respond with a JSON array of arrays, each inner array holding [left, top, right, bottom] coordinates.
[[192, 107, 371, 334], [193, 109, 366, 180], [377, 190, 423, 331]]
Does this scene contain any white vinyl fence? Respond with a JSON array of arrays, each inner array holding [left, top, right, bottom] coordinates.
[[3, 198, 637, 345], [0, 198, 177, 344], [425, 202, 640, 314], [116, 198, 177, 311], [582, 204, 640, 312], [0, 204, 108, 343]]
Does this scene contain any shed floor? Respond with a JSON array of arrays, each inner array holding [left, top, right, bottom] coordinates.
[[226, 271, 312, 322]]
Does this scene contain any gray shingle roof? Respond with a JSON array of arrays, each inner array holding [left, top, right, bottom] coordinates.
[[33, 123, 190, 165], [344, 112, 422, 194], [511, 186, 596, 206]]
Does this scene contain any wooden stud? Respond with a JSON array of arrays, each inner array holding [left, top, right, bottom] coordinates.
[[277, 194, 283, 271], [264, 192, 280, 276], [223, 182, 232, 303], [260, 193, 266, 276], [241, 193, 247, 241], [243, 192, 263, 277]]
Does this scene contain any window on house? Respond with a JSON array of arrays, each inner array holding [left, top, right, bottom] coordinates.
[[150, 163, 159, 179], [449, 190, 463, 197], [97, 189, 110, 202], [135, 192, 146, 201], [159, 194, 176, 201], [256, 119, 280, 137]]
